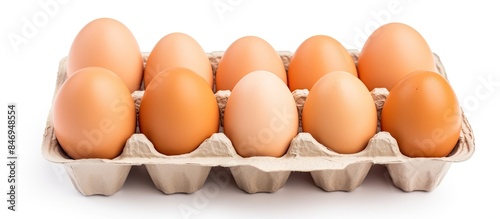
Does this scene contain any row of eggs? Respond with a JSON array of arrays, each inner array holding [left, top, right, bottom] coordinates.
[[53, 18, 462, 160]]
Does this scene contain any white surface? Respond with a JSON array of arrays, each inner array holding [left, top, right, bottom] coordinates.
[[1, 0, 499, 218]]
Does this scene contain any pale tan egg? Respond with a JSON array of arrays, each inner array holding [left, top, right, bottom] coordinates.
[[223, 71, 298, 157]]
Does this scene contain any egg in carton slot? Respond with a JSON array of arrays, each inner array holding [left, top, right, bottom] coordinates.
[[41, 51, 475, 196]]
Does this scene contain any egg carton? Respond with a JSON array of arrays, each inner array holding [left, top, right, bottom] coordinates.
[[42, 51, 475, 196]]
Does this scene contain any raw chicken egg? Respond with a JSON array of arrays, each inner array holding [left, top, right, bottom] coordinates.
[[215, 36, 287, 91], [381, 70, 462, 158], [67, 18, 143, 93], [357, 22, 437, 91], [139, 68, 219, 156], [288, 35, 357, 91], [53, 67, 136, 159], [302, 71, 377, 154], [223, 71, 298, 157], [144, 32, 213, 89]]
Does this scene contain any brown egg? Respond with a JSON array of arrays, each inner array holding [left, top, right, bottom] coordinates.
[[67, 18, 143, 93], [381, 70, 462, 158], [288, 35, 357, 91], [53, 67, 136, 159], [144, 32, 213, 89], [139, 68, 219, 155], [357, 22, 437, 91], [302, 71, 377, 154], [215, 36, 287, 91], [224, 71, 298, 157]]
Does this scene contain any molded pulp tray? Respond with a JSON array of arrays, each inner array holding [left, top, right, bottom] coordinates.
[[42, 51, 475, 196]]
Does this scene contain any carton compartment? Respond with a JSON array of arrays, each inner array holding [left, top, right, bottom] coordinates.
[[145, 164, 212, 194], [311, 162, 373, 192], [42, 51, 475, 196], [230, 166, 291, 193], [386, 160, 452, 192]]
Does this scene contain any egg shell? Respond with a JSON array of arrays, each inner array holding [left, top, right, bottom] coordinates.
[[381, 70, 462, 158], [139, 68, 219, 156], [302, 71, 377, 154], [223, 70, 299, 157], [215, 36, 287, 91], [67, 18, 143, 92], [357, 22, 437, 91], [42, 51, 474, 196], [144, 32, 213, 89], [53, 67, 136, 159], [288, 35, 357, 91]]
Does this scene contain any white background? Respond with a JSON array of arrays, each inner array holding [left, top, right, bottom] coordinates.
[[1, 0, 499, 218]]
